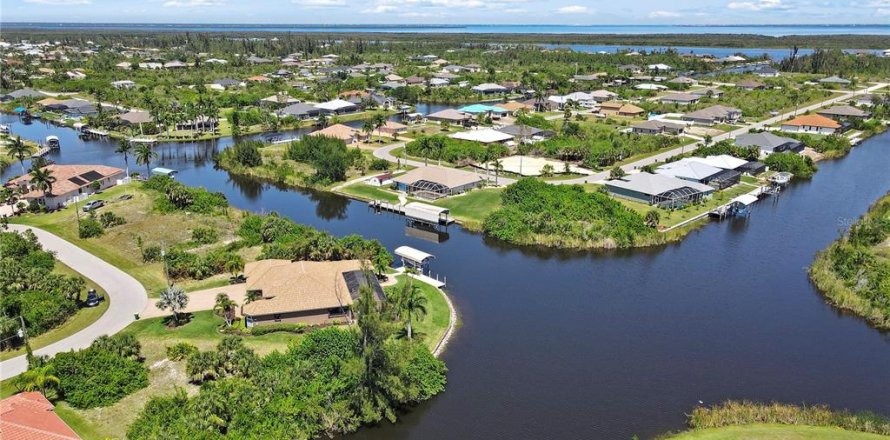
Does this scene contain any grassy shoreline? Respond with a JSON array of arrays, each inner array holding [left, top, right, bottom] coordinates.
[[808, 191, 890, 330]]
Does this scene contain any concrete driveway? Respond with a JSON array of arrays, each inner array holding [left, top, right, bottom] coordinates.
[[140, 283, 247, 319], [0, 225, 148, 380]]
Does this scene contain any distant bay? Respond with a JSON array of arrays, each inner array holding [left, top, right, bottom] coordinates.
[[1, 23, 888, 37]]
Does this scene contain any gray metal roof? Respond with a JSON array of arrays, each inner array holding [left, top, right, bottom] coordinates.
[[734, 132, 802, 152], [605, 172, 713, 196]]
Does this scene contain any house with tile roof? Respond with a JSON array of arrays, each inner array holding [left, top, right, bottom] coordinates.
[[780, 114, 842, 134], [0, 392, 80, 440], [6, 164, 125, 209]]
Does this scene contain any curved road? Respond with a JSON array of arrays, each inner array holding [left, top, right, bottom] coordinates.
[[0, 225, 147, 380]]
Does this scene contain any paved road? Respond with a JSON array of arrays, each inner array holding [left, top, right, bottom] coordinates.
[[553, 83, 888, 185], [0, 225, 147, 380]]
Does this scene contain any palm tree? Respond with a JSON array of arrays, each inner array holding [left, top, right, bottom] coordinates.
[[362, 120, 374, 143], [244, 290, 261, 304], [7, 136, 29, 175], [156, 285, 189, 325], [115, 139, 133, 177], [16, 364, 60, 397], [316, 112, 329, 128], [134, 144, 158, 177], [400, 282, 427, 340], [28, 165, 56, 200], [493, 160, 503, 186], [372, 112, 387, 138], [431, 136, 446, 166], [213, 293, 237, 327]]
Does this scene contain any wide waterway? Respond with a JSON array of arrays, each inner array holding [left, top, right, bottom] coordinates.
[[3, 113, 890, 439]]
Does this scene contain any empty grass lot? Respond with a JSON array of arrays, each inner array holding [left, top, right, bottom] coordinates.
[[10, 183, 244, 295]]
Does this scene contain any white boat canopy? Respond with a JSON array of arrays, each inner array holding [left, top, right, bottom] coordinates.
[[732, 194, 759, 206], [394, 246, 435, 266]]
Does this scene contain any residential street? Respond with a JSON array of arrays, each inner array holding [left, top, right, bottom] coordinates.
[[0, 225, 147, 380]]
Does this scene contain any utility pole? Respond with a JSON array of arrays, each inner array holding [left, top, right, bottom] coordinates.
[[161, 242, 171, 287]]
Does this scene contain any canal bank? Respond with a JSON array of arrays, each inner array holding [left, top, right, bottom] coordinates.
[[2, 114, 890, 439]]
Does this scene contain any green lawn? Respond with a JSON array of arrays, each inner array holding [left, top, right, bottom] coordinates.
[[386, 275, 452, 352], [433, 188, 503, 229], [55, 404, 108, 440], [0, 262, 109, 361], [10, 183, 243, 295], [338, 183, 401, 203], [667, 424, 890, 439]]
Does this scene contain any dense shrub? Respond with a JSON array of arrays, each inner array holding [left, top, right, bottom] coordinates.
[[166, 342, 199, 361], [190, 227, 219, 245], [286, 135, 355, 183], [369, 158, 391, 170], [483, 179, 654, 248], [0, 231, 82, 345], [249, 322, 307, 336], [163, 247, 243, 280], [405, 135, 507, 165], [98, 211, 127, 228], [141, 245, 162, 263], [224, 140, 263, 167], [144, 176, 228, 214], [78, 215, 105, 238], [764, 152, 817, 178], [51, 334, 148, 409]]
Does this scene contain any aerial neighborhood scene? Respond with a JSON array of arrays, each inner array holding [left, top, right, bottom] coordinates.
[[0, 2, 889, 439]]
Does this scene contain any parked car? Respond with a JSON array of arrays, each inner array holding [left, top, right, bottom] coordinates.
[[118, 194, 134, 201], [85, 288, 100, 307], [82, 200, 105, 212]]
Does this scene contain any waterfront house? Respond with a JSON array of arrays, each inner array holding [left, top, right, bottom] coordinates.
[[377, 121, 408, 136], [734, 132, 804, 156], [0, 392, 81, 440], [240, 259, 384, 327], [392, 166, 484, 199], [278, 102, 322, 120], [472, 83, 509, 95], [427, 108, 473, 125], [118, 110, 152, 126], [367, 172, 393, 187], [260, 93, 299, 108], [604, 172, 714, 208], [659, 92, 700, 105], [656, 158, 740, 189], [683, 105, 742, 125], [428, 78, 450, 87], [0, 87, 48, 101], [498, 101, 533, 113], [6, 164, 125, 209], [753, 66, 780, 77], [309, 124, 368, 144], [314, 99, 358, 114], [631, 120, 686, 135], [817, 105, 870, 120], [780, 114, 841, 134], [686, 154, 749, 171], [458, 104, 509, 118]]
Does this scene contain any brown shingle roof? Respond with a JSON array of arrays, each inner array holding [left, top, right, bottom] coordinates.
[[241, 260, 364, 316]]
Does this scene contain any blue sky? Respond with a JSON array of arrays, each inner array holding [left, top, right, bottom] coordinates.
[[2, 0, 888, 24]]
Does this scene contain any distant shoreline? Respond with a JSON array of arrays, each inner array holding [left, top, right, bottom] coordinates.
[[2, 24, 887, 49]]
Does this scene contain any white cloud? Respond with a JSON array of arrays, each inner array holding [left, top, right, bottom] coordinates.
[[555, 5, 590, 13], [363, 4, 397, 12], [163, 0, 223, 6], [727, 0, 788, 11], [23, 0, 90, 4], [504, 7, 526, 13], [294, 0, 346, 6], [649, 10, 681, 17], [877, 7, 890, 15]]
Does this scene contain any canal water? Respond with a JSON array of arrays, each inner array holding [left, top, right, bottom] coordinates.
[[3, 113, 890, 439]]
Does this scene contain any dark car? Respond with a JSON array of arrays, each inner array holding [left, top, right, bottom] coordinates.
[[118, 194, 134, 201], [85, 288, 100, 307], [82, 200, 105, 212]]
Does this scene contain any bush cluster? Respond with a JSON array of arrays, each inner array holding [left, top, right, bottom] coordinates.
[[144, 176, 228, 214], [51, 334, 148, 409]]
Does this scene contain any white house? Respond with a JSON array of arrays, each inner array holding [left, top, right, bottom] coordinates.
[[111, 80, 136, 89]]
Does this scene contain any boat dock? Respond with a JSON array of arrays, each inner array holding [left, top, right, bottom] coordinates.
[[370, 200, 454, 225], [664, 186, 767, 231], [31, 146, 52, 158]]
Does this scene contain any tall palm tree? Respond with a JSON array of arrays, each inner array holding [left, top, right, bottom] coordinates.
[[7, 136, 29, 175], [362, 121, 374, 142], [431, 136, 446, 166], [400, 282, 427, 340], [28, 165, 56, 201], [134, 144, 158, 177], [213, 293, 237, 327], [115, 139, 133, 177], [372, 112, 387, 138], [16, 364, 60, 397]]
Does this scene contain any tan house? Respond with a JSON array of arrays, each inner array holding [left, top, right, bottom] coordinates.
[[377, 121, 408, 136], [6, 164, 125, 209], [309, 123, 369, 144], [599, 101, 645, 117], [241, 259, 384, 327]]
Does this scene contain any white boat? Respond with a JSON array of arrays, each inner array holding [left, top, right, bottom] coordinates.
[[45, 135, 60, 149], [0, 124, 9, 134], [129, 137, 158, 144], [769, 171, 793, 185]]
